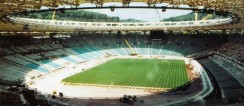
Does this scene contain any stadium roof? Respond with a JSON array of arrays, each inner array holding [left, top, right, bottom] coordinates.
[[0, 0, 243, 32]]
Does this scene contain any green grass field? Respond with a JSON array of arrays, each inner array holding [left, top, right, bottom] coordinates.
[[62, 59, 189, 88]]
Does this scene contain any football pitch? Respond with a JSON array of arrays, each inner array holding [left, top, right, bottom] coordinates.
[[62, 59, 189, 88]]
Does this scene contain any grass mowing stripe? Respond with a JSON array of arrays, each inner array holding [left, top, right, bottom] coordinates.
[[134, 60, 148, 86], [63, 59, 189, 88], [124, 60, 139, 86], [154, 60, 161, 88], [113, 60, 133, 85], [160, 60, 167, 87]]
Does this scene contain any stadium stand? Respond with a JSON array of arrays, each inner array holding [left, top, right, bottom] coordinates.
[[0, 33, 232, 80], [211, 54, 244, 86], [217, 34, 244, 62], [0, 0, 244, 105], [0, 33, 243, 105], [0, 92, 23, 105], [199, 58, 244, 104]]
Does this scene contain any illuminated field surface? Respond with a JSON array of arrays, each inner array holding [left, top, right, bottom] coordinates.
[[63, 59, 189, 88]]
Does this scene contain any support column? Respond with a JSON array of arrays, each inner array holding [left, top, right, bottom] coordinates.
[[52, 11, 56, 20], [195, 12, 198, 21]]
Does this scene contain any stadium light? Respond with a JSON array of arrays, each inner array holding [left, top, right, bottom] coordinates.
[[23, 24, 30, 30], [59, 8, 65, 14], [205, 9, 215, 14], [161, 6, 167, 12], [110, 6, 115, 12], [22, 11, 29, 16]]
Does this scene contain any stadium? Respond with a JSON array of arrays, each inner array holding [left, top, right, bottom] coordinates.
[[0, 0, 243, 106]]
